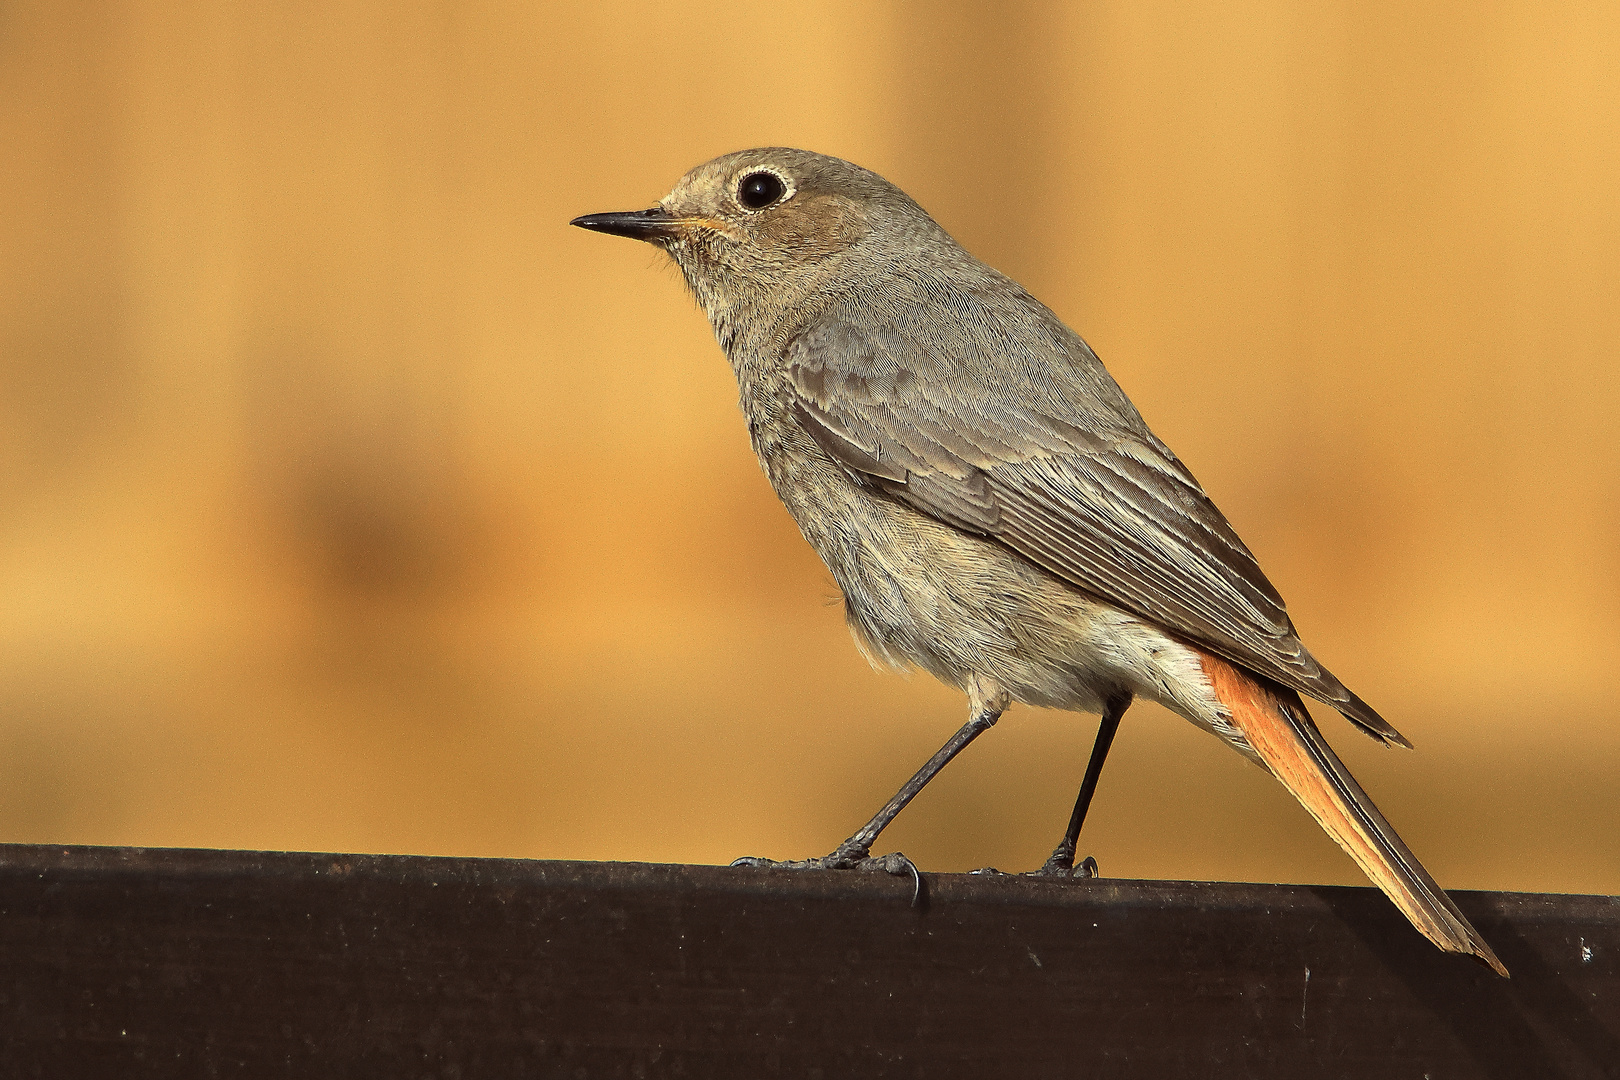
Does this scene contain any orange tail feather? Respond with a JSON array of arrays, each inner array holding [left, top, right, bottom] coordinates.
[[1199, 652, 1507, 977]]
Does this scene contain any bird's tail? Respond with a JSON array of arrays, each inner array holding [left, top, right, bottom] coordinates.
[[1198, 652, 1508, 977]]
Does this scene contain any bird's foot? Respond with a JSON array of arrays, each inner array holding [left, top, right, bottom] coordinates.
[[731, 843, 923, 904], [1027, 848, 1100, 880], [969, 856, 1097, 879]]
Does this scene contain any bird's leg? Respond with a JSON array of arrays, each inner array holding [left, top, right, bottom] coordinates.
[[733, 677, 1011, 882], [828, 698, 1006, 866], [1033, 692, 1131, 878]]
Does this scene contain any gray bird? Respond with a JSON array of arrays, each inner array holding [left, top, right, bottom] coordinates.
[[572, 147, 1506, 977]]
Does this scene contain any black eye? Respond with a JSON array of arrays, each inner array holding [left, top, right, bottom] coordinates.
[[737, 171, 787, 210]]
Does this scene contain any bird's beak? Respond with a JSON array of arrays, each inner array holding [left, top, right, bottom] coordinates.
[[570, 207, 680, 243]]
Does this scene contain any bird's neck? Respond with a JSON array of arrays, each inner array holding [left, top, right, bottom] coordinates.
[[688, 275, 834, 473], [688, 271, 829, 377]]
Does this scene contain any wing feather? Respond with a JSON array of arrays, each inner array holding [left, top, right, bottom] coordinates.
[[788, 313, 1406, 745]]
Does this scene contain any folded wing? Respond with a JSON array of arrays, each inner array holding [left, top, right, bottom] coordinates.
[[788, 310, 1404, 745]]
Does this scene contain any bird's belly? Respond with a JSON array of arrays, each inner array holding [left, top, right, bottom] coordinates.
[[773, 458, 1232, 733]]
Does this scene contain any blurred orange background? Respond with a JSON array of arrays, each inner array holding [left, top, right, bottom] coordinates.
[[1, 1, 1616, 897]]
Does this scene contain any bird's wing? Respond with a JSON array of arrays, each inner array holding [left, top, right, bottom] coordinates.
[[787, 313, 1404, 745]]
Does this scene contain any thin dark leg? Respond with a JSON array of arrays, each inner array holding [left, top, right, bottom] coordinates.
[[832, 703, 1004, 862], [733, 702, 1006, 874], [1037, 693, 1131, 876]]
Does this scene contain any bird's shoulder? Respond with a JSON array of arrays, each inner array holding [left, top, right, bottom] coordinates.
[[785, 272, 1184, 483]]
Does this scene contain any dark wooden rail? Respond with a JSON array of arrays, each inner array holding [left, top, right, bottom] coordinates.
[[0, 844, 1615, 1077]]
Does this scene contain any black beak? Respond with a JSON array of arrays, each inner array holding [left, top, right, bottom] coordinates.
[[570, 207, 680, 242]]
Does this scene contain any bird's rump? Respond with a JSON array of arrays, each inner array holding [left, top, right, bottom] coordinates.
[[788, 309, 1407, 747]]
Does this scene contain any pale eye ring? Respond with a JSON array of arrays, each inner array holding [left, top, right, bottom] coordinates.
[[737, 170, 788, 210]]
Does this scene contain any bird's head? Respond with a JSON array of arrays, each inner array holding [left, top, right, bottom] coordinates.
[[572, 148, 945, 331]]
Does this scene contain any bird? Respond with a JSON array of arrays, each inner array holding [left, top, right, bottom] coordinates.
[[571, 147, 1507, 977]]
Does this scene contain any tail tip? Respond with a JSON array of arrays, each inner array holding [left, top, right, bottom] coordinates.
[[1466, 941, 1510, 979], [1480, 949, 1511, 979]]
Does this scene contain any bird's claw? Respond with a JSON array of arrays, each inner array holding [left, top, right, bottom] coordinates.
[[730, 847, 925, 907], [1028, 853, 1100, 880]]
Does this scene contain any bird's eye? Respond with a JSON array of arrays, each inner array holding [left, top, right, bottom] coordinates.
[[737, 171, 787, 210]]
